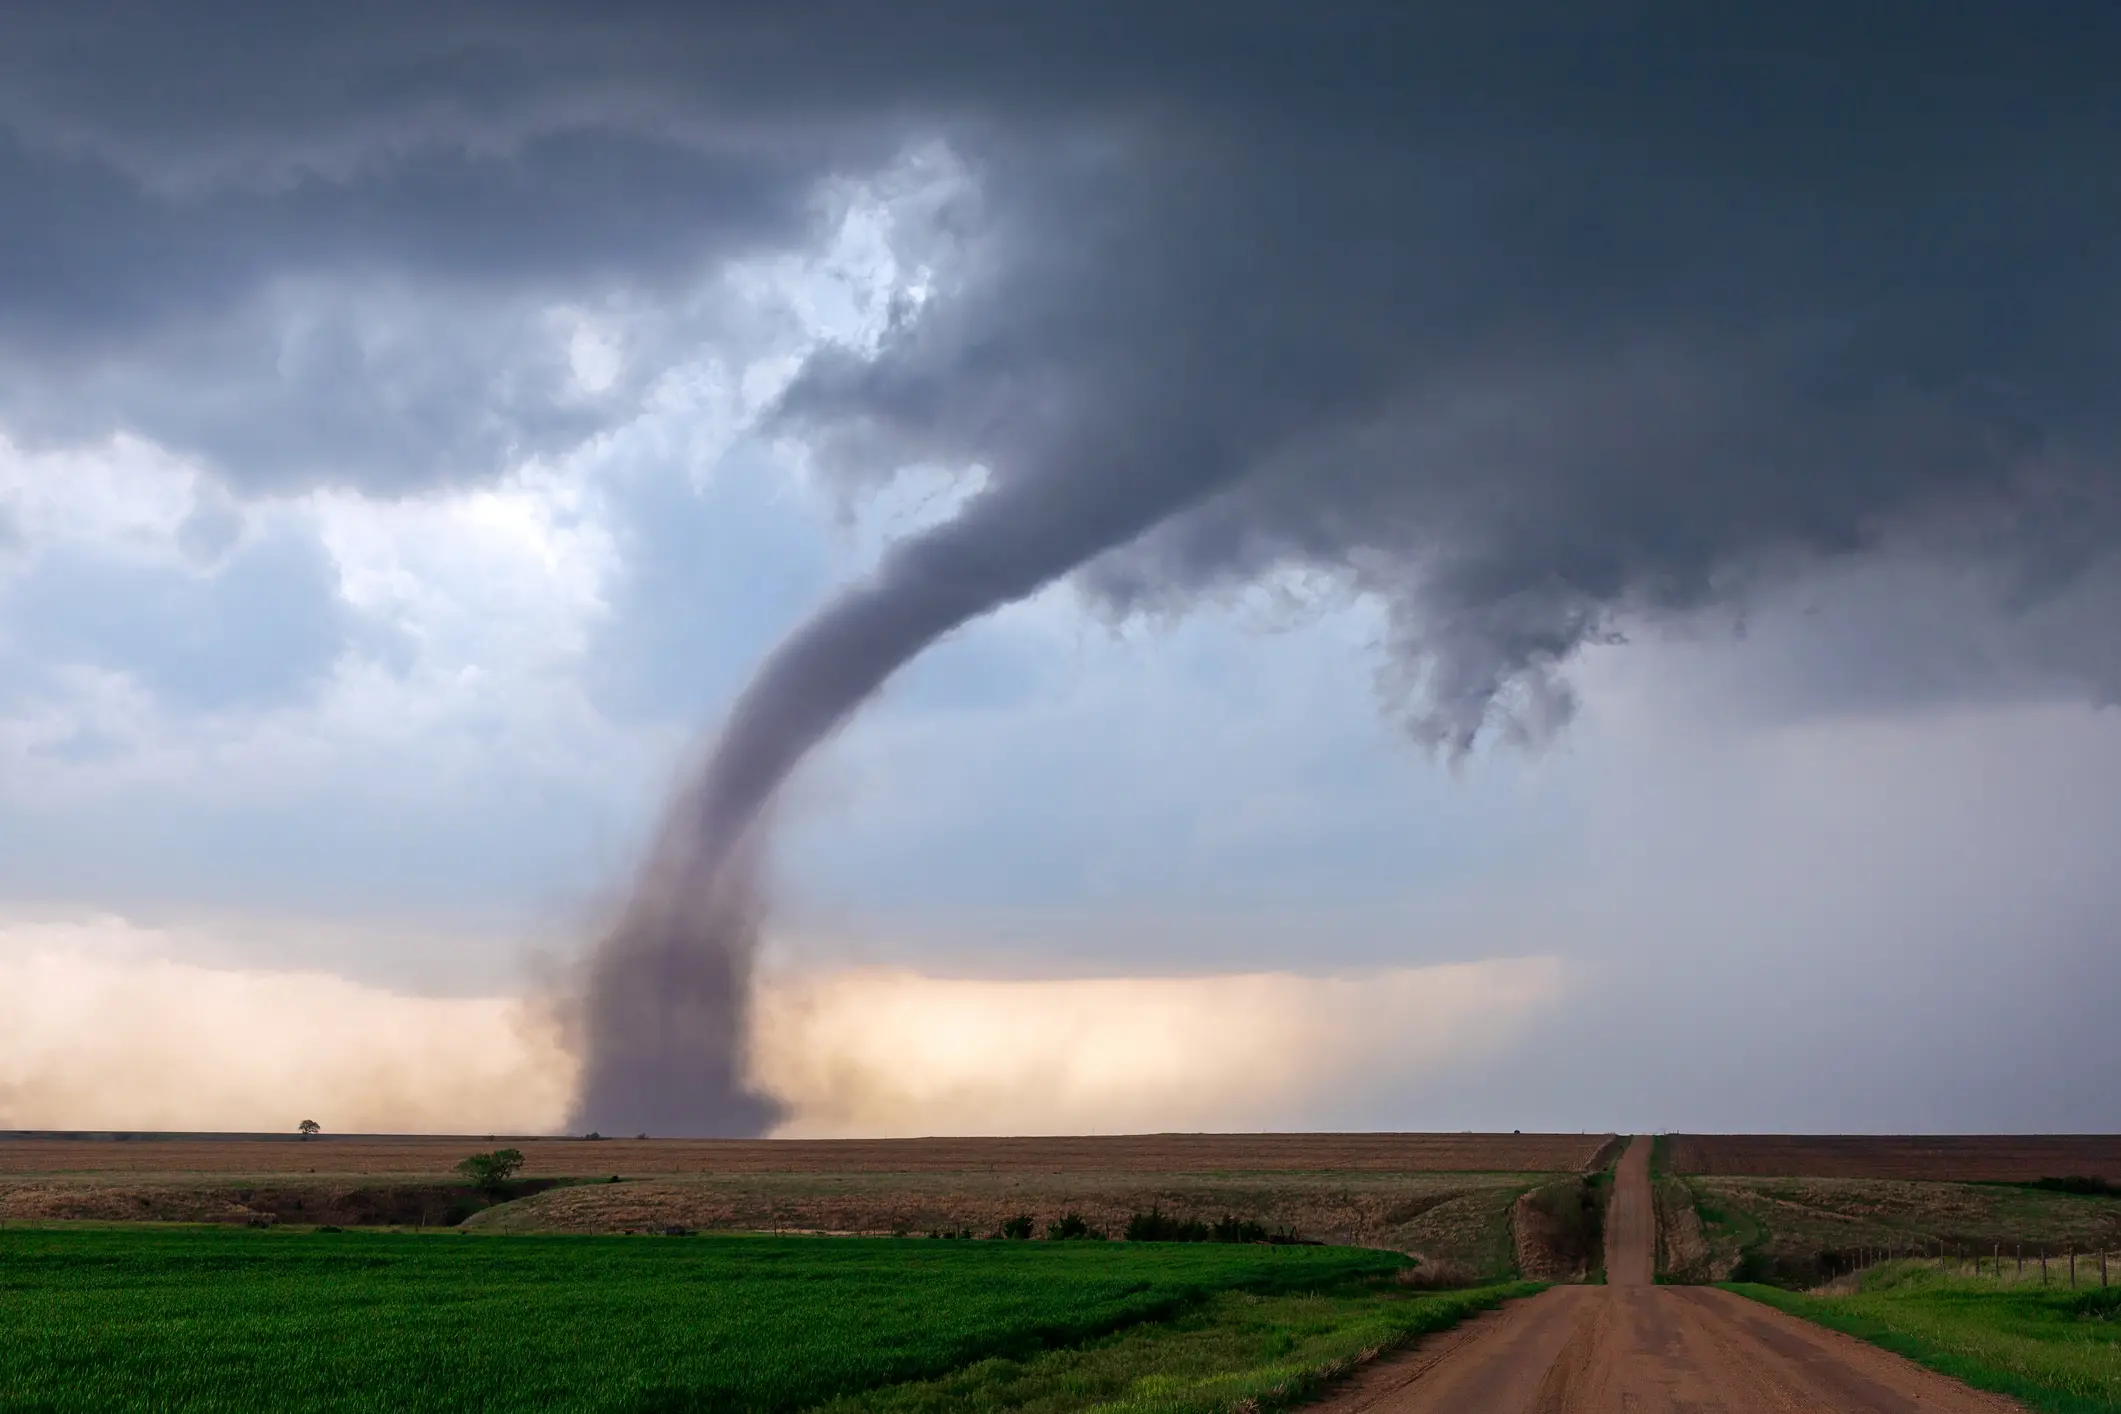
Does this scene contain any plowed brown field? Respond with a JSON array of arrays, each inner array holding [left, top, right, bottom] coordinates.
[[0, 1131, 1617, 1178], [1668, 1134, 2121, 1181]]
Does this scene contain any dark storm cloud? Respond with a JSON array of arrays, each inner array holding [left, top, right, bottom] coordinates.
[[0, 1, 905, 493], [0, 121, 843, 492], [10, 3, 2121, 1131], [8, 8, 2116, 629]]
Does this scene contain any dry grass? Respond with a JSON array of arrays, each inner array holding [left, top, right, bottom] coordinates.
[[1667, 1135, 2121, 1181], [1654, 1176, 1724, 1282], [0, 1131, 1613, 1178], [463, 1169, 1541, 1276], [1510, 1176, 1607, 1281], [1669, 1174, 2121, 1286], [0, 1176, 578, 1228], [0, 1131, 1610, 1278]]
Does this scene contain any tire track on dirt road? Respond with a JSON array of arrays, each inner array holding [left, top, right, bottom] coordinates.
[[1313, 1135, 2025, 1412]]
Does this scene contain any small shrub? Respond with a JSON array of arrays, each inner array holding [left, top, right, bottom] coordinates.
[[1044, 1212, 1103, 1241], [2031, 1175, 2120, 1197], [2073, 1287, 2121, 1321], [1126, 1205, 1209, 1242], [1000, 1214, 1035, 1240], [1124, 1206, 1299, 1244], [454, 1149, 526, 1197]]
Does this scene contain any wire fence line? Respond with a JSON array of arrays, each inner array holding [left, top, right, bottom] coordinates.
[[1821, 1242, 2112, 1290]]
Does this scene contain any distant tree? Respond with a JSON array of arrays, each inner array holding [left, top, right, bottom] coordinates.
[[298, 1120, 321, 1138], [455, 1148, 526, 1198]]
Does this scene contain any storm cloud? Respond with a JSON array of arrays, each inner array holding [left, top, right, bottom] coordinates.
[[6, 3, 2115, 732], [5, 4, 2119, 1132]]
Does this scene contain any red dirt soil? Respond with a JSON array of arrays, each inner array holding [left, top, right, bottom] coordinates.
[[1669, 1134, 2121, 1181], [1312, 1137, 2026, 1413], [0, 1131, 1617, 1177]]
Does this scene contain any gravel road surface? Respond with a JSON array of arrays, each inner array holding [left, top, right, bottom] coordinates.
[[1314, 1136, 2023, 1412]]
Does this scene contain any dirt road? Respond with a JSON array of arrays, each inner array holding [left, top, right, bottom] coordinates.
[[1318, 1136, 2023, 1413]]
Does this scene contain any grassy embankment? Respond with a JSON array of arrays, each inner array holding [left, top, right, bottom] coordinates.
[[1655, 1173, 2121, 1286], [1512, 1168, 1612, 1284], [1730, 1261, 2121, 1414], [0, 1225, 1534, 1413]]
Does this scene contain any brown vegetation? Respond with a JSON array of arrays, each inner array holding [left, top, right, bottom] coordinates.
[[1667, 1134, 2121, 1181], [1663, 1174, 2121, 1286], [1653, 1176, 1728, 1282], [0, 1130, 1614, 1177], [0, 1177, 573, 1228], [0, 1131, 1612, 1276], [1511, 1175, 1609, 1281], [464, 1169, 1542, 1275]]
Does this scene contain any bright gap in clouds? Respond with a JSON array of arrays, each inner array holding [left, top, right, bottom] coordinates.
[[0, 914, 1562, 1135]]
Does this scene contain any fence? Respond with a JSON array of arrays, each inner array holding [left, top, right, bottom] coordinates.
[[1822, 1242, 2112, 1290]]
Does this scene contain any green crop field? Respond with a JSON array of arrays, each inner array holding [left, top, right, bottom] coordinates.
[[0, 1226, 1521, 1413], [823, 1282, 1534, 1414], [1732, 1262, 2121, 1414]]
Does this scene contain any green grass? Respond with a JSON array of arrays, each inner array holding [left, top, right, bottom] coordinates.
[[0, 1225, 1455, 1413], [1729, 1262, 2121, 1413], [821, 1282, 1537, 1414]]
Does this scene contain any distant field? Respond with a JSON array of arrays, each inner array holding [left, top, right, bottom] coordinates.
[[0, 1130, 1617, 1177], [0, 1225, 1525, 1414], [0, 1132, 1613, 1269], [1668, 1135, 2121, 1181]]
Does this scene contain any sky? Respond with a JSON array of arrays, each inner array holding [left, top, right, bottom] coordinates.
[[2, 3, 2118, 1136]]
